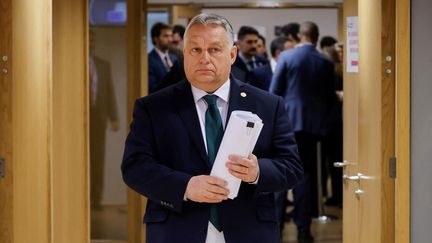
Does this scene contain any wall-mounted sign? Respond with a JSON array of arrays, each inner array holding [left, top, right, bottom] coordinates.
[[347, 16, 359, 73]]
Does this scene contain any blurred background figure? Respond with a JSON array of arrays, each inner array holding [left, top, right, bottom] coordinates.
[[232, 26, 268, 82], [148, 22, 177, 93], [256, 34, 268, 59], [154, 24, 187, 92], [320, 36, 344, 208], [320, 35, 337, 52], [280, 22, 300, 45], [171, 24, 186, 59], [270, 21, 335, 243], [246, 36, 294, 91], [89, 28, 120, 211]]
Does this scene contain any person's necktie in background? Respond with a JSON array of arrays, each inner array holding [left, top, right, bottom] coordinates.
[[164, 55, 171, 72], [203, 94, 224, 231], [247, 60, 256, 71]]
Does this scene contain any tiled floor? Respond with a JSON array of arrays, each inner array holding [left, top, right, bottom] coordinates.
[[91, 205, 342, 243], [282, 206, 342, 243]]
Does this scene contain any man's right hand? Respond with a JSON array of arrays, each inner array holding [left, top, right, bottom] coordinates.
[[185, 175, 229, 203]]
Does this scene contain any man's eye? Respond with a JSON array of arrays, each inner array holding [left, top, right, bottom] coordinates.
[[210, 48, 221, 53], [191, 48, 200, 54]]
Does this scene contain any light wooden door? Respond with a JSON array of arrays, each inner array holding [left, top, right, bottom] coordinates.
[[0, 0, 12, 241], [342, 0, 395, 242]]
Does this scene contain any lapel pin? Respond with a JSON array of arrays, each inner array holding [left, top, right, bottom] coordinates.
[[240, 92, 247, 97]]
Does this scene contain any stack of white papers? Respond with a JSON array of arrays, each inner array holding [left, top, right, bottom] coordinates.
[[210, 110, 264, 199]]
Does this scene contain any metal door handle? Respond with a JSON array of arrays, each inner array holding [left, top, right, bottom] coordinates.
[[343, 173, 364, 182], [354, 189, 364, 196], [334, 160, 349, 168]]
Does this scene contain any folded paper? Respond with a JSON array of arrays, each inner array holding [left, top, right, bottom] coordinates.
[[210, 110, 263, 199]]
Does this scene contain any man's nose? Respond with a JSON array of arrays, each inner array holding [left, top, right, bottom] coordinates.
[[199, 51, 210, 63]]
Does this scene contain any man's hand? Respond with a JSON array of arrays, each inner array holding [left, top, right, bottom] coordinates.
[[226, 154, 259, 183], [110, 120, 120, 132], [185, 175, 229, 203]]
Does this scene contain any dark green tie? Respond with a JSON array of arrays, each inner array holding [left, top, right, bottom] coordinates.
[[203, 95, 224, 231]]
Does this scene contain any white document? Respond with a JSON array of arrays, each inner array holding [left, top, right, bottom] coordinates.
[[210, 110, 264, 199]]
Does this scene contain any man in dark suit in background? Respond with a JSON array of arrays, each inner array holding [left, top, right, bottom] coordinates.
[[232, 26, 268, 82], [148, 22, 178, 93], [246, 36, 294, 91], [269, 22, 335, 243], [122, 13, 303, 243]]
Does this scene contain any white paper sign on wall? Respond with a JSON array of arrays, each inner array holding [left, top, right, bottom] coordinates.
[[347, 16, 359, 73]]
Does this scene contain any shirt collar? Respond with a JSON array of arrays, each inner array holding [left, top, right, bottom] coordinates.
[[239, 51, 255, 63], [191, 79, 230, 104], [155, 47, 169, 58], [270, 58, 277, 73]]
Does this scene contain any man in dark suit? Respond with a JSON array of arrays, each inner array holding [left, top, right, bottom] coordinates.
[[269, 22, 335, 243], [122, 13, 303, 243], [231, 26, 268, 82], [148, 22, 178, 93], [246, 36, 294, 91]]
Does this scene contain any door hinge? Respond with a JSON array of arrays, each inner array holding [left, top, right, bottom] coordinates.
[[0, 156, 5, 178], [389, 156, 396, 179]]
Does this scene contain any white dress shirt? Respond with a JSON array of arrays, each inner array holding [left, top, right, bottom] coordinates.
[[190, 80, 230, 243], [270, 58, 277, 73]]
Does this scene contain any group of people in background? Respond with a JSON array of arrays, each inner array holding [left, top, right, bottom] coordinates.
[[145, 17, 344, 243]]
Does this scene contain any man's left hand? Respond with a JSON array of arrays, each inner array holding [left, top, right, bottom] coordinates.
[[226, 154, 259, 183]]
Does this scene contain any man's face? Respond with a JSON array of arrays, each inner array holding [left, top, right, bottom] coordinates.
[[154, 28, 173, 51], [256, 38, 266, 56], [172, 32, 183, 49], [238, 34, 258, 58], [183, 24, 237, 93]]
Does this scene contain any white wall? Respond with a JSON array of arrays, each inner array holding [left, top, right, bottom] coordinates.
[[202, 8, 339, 51]]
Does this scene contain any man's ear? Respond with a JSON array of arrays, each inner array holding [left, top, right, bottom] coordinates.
[[230, 45, 238, 64]]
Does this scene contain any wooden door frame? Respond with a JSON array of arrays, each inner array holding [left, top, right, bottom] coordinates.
[[395, 0, 411, 242], [52, 0, 88, 242], [6, 0, 55, 242], [127, 0, 148, 242], [0, 0, 13, 241], [344, 0, 402, 242], [2, 0, 147, 242]]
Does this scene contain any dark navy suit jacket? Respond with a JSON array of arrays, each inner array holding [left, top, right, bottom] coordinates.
[[269, 45, 335, 136], [122, 78, 303, 243], [231, 55, 268, 82], [148, 49, 177, 93], [245, 63, 273, 91]]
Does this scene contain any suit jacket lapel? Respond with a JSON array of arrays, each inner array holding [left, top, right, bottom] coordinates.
[[227, 77, 247, 124], [173, 81, 208, 166], [151, 49, 168, 75]]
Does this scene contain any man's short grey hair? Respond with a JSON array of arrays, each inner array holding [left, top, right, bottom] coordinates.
[[184, 13, 235, 46]]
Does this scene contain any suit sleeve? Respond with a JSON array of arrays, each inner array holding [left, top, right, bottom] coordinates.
[[255, 96, 303, 193], [148, 61, 158, 94], [121, 99, 192, 213]]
